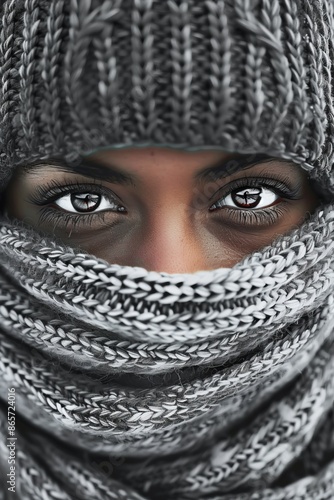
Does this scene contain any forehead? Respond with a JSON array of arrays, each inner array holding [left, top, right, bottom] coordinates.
[[82, 147, 278, 185], [18, 147, 295, 187], [87, 147, 231, 168]]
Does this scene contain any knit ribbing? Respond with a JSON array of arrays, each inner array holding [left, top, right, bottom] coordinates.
[[0, 0, 333, 193], [0, 205, 333, 499]]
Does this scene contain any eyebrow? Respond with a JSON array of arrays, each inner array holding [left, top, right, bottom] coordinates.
[[194, 153, 277, 183], [22, 157, 137, 186], [22, 153, 293, 185]]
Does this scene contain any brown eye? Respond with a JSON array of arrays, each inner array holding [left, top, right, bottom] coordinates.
[[54, 191, 126, 213], [211, 186, 279, 210], [70, 193, 101, 213], [232, 187, 262, 208]]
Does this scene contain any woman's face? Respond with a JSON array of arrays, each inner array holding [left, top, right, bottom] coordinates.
[[4, 147, 319, 273]]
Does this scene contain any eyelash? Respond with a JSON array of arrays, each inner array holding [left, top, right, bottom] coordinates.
[[28, 175, 302, 230], [29, 180, 121, 231], [209, 175, 302, 226]]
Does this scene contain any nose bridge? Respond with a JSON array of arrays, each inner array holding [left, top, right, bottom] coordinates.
[[132, 201, 206, 274]]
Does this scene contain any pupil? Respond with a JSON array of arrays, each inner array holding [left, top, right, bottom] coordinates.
[[71, 193, 101, 212], [232, 188, 262, 208]]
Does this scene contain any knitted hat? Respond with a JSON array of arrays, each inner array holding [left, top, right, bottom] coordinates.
[[0, 0, 334, 195], [1, 2, 334, 500]]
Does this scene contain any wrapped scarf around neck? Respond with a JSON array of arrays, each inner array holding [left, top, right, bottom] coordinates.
[[0, 203, 333, 500], [0, 0, 334, 498]]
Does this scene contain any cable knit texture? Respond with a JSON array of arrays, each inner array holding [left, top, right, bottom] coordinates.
[[0, 0, 334, 499], [0, 206, 334, 499], [0, 0, 334, 193]]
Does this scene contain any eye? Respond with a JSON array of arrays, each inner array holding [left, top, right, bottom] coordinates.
[[27, 180, 128, 231], [207, 175, 303, 227], [54, 192, 126, 214], [210, 186, 279, 210]]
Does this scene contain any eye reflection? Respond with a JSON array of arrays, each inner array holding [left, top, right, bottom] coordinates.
[[2, 148, 320, 273], [55, 191, 126, 214], [211, 186, 279, 210]]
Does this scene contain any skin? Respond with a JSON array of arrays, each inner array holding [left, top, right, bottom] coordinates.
[[3, 147, 319, 273]]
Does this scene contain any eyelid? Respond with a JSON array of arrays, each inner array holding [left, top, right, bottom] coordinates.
[[54, 192, 121, 214], [27, 179, 125, 207], [208, 174, 303, 204]]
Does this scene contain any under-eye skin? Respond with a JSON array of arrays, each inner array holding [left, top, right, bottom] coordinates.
[[26, 170, 304, 232]]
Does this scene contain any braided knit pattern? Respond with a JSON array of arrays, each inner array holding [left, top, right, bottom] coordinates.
[[0, 1, 334, 499], [0, 0, 334, 194], [0, 205, 334, 499]]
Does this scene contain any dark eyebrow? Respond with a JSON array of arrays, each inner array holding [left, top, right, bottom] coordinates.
[[21, 152, 294, 185], [194, 153, 288, 183], [22, 157, 137, 186]]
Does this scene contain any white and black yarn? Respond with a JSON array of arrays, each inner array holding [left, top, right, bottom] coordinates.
[[0, 205, 334, 499], [0, 0, 334, 194], [0, 0, 334, 499]]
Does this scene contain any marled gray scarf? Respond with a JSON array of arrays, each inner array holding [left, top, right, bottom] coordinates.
[[0, 203, 333, 500]]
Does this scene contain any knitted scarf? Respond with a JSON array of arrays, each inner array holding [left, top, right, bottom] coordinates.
[[0, 202, 333, 499], [1, 0, 334, 499]]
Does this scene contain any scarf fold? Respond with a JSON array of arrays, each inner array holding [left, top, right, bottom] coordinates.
[[0, 204, 334, 499]]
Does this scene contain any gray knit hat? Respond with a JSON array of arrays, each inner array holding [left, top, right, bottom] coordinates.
[[0, 0, 334, 195]]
